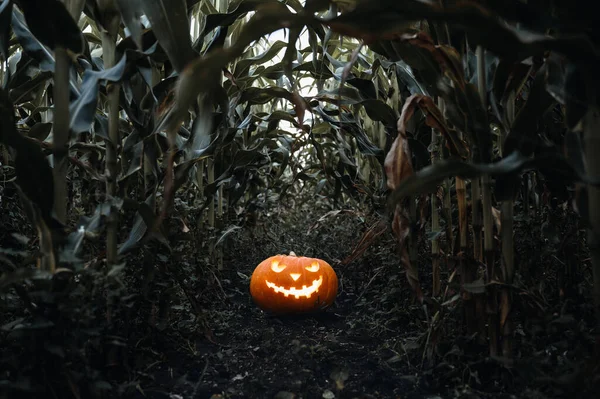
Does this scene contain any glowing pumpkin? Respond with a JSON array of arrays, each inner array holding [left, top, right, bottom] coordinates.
[[249, 252, 338, 314]]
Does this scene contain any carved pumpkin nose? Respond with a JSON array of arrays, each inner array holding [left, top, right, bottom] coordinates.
[[290, 273, 301, 281]]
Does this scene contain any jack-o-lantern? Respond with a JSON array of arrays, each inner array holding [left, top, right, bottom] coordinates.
[[249, 252, 338, 314]]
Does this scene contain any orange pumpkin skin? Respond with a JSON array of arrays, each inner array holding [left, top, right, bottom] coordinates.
[[249, 253, 338, 314]]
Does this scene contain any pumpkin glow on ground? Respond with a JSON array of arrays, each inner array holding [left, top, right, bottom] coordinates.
[[81, 206, 592, 398]]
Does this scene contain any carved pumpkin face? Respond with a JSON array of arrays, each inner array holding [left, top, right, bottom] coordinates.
[[249, 252, 338, 314]]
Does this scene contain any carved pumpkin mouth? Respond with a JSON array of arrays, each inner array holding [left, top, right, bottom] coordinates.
[[265, 276, 323, 298]]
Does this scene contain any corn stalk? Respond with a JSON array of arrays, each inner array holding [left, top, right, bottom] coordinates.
[[584, 106, 600, 313], [51, 46, 70, 225], [406, 117, 419, 276], [99, 3, 122, 266], [196, 159, 205, 228], [477, 45, 499, 356], [50, 1, 86, 225], [207, 157, 215, 256], [431, 98, 442, 296], [472, 177, 482, 262], [500, 91, 516, 357], [216, 156, 224, 270]]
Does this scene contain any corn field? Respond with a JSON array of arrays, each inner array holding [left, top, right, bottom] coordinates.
[[1, 1, 599, 398]]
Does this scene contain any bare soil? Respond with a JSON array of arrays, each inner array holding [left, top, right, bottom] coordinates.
[[2, 200, 599, 399], [112, 207, 598, 399]]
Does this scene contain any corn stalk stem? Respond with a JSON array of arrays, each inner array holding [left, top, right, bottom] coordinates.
[[449, 56, 475, 330], [217, 178, 224, 270], [102, 31, 120, 265], [457, 176, 476, 332], [584, 106, 600, 313], [196, 159, 205, 230], [52, 47, 70, 225], [471, 179, 482, 258], [143, 145, 153, 198], [524, 173, 531, 217], [402, 115, 419, 277], [409, 197, 418, 269], [443, 179, 453, 254], [207, 158, 215, 257], [431, 98, 442, 296], [500, 92, 516, 357], [476, 45, 499, 356], [208, 158, 215, 229]]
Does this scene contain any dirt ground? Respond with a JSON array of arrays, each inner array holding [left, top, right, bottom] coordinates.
[[109, 208, 435, 399], [2, 200, 598, 399], [111, 205, 597, 399]]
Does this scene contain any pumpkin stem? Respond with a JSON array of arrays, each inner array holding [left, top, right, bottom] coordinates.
[[289, 251, 296, 256]]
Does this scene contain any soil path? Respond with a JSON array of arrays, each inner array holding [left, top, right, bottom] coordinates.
[[137, 212, 428, 398]]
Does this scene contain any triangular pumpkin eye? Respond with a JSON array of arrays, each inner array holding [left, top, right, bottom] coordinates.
[[305, 262, 320, 272], [271, 261, 287, 272]]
